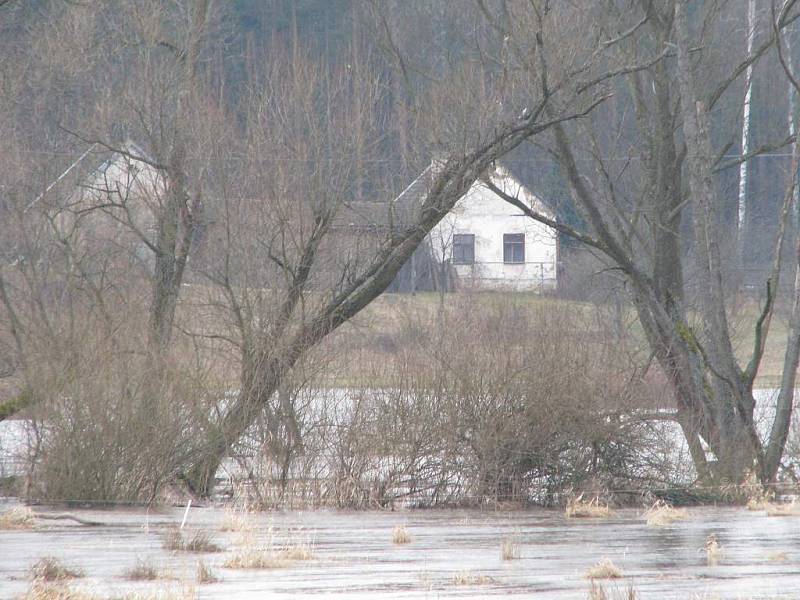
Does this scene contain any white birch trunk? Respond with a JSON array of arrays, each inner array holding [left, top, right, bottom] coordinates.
[[737, 0, 757, 267]]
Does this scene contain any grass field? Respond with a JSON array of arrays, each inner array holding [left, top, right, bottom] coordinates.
[[344, 291, 794, 389]]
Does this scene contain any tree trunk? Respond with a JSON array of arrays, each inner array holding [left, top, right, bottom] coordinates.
[[737, 0, 756, 269]]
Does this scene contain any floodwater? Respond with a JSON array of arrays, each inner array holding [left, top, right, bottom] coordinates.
[[2, 501, 800, 599]]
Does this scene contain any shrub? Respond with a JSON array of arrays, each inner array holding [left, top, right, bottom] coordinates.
[[25, 347, 208, 504]]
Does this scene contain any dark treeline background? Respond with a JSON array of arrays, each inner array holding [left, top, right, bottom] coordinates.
[[3, 0, 796, 274]]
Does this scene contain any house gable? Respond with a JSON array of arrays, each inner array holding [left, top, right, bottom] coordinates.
[[427, 164, 558, 291]]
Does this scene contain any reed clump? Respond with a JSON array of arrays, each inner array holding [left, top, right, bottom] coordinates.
[[196, 560, 219, 584], [123, 559, 159, 581], [705, 534, 721, 565], [392, 525, 411, 544], [585, 559, 623, 580], [643, 500, 687, 527], [566, 496, 612, 519], [30, 558, 84, 582], [163, 529, 221, 553], [0, 506, 35, 529], [500, 536, 521, 560]]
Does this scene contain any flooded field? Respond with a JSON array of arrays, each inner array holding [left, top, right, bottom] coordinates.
[[2, 500, 800, 599]]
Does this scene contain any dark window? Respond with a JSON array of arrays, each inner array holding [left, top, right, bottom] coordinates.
[[503, 233, 525, 263], [452, 234, 475, 265]]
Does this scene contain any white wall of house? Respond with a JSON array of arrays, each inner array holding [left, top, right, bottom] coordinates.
[[428, 166, 558, 291], [62, 142, 165, 272]]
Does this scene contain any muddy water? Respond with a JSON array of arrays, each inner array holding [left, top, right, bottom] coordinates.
[[1, 501, 799, 599]]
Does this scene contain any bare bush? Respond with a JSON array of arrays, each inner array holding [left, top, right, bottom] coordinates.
[[227, 295, 667, 508], [24, 347, 209, 504]]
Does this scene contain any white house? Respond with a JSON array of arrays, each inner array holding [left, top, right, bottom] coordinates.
[[41, 141, 165, 271], [394, 162, 558, 292]]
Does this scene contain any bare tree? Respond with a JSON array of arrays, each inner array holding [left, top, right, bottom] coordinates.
[[487, 0, 800, 483], [179, 9, 620, 493]]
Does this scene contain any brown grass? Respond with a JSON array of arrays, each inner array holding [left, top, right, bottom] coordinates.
[[392, 525, 411, 544], [765, 501, 800, 517], [643, 500, 687, 527], [745, 484, 773, 511], [196, 560, 219, 584], [500, 537, 521, 560], [585, 559, 623, 580], [219, 509, 255, 533], [117, 588, 196, 600], [452, 571, 495, 586], [222, 524, 314, 570], [767, 551, 789, 562], [18, 582, 101, 600], [223, 542, 313, 569], [566, 496, 612, 519], [588, 582, 638, 600], [705, 534, 721, 566], [222, 548, 293, 570], [30, 558, 84, 582], [0, 506, 35, 529], [280, 544, 314, 560], [163, 529, 221, 553], [123, 559, 160, 581]]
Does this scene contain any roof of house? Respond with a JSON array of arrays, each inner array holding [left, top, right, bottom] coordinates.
[[391, 161, 556, 221], [28, 140, 158, 213]]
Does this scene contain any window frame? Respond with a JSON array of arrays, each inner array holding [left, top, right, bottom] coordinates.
[[503, 233, 525, 264], [452, 233, 475, 265]]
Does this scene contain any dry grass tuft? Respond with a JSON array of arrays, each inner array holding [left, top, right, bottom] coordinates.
[[222, 523, 314, 570], [223, 541, 313, 570], [117, 587, 196, 600], [588, 582, 638, 599], [18, 582, 101, 600], [643, 500, 687, 527], [452, 571, 495, 586], [280, 544, 314, 561], [0, 506, 35, 529], [392, 525, 411, 544], [766, 551, 789, 562], [163, 528, 185, 551], [705, 534, 721, 565], [196, 560, 219, 584], [219, 508, 256, 533], [163, 529, 221, 553], [222, 548, 293, 570], [124, 559, 160, 581], [745, 487, 773, 511], [183, 531, 222, 553], [566, 496, 612, 519], [500, 536, 521, 560], [765, 501, 800, 517], [585, 559, 623, 580], [30, 558, 84, 582]]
